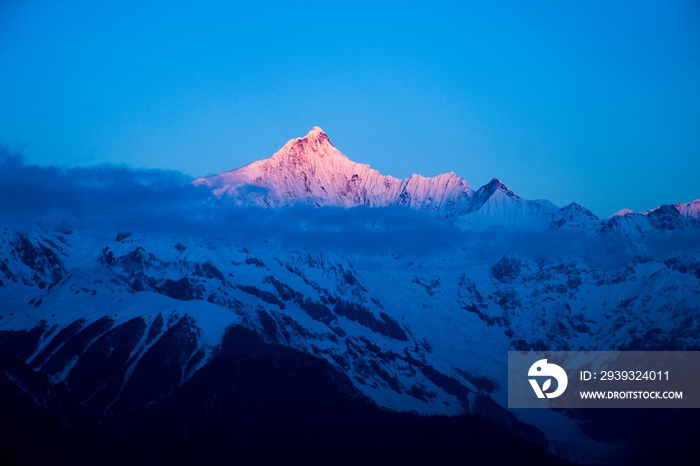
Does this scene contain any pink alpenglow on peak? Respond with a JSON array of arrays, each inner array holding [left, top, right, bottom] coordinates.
[[675, 199, 700, 219], [611, 208, 634, 217], [194, 127, 474, 212]]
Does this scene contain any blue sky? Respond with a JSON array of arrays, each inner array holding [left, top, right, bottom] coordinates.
[[0, 0, 698, 217]]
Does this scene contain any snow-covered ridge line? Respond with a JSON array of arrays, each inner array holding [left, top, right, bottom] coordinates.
[[614, 200, 700, 220], [194, 128, 700, 228], [674, 199, 700, 219]]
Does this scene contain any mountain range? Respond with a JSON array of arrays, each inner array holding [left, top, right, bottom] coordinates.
[[1, 128, 699, 465], [195, 127, 699, 223]]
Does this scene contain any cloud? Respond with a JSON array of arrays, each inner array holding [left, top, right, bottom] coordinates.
[[3, 147, 694, 262], [0, 147, 206, 234], [0, 147, 466, 255], [221, 204, 466, 255]]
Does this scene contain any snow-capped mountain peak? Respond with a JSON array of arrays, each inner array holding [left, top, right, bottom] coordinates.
[[302, 125, 335, 147], [462, 177, 519, 214], [675, 199, 700, 219], [611, 208, 634, 217], [484, 177, 519, 199], [271, 126, 346, 163], [194, 127, 473, 211]]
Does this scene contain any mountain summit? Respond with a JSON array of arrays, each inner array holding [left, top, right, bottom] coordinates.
[[194, 127, 474, 212]]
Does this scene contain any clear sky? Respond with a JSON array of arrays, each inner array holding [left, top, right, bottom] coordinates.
[[0, 0, 698, 217]]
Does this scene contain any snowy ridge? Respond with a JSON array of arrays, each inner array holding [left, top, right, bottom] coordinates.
[[611, 208, 634, 217], [452, 178, 559, 230], [675, 199, 700, 219], [549, 203, 600, 234], [610, 200, 700, 222]]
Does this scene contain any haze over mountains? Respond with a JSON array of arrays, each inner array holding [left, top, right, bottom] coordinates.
[[0, 129, 699, 465]]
